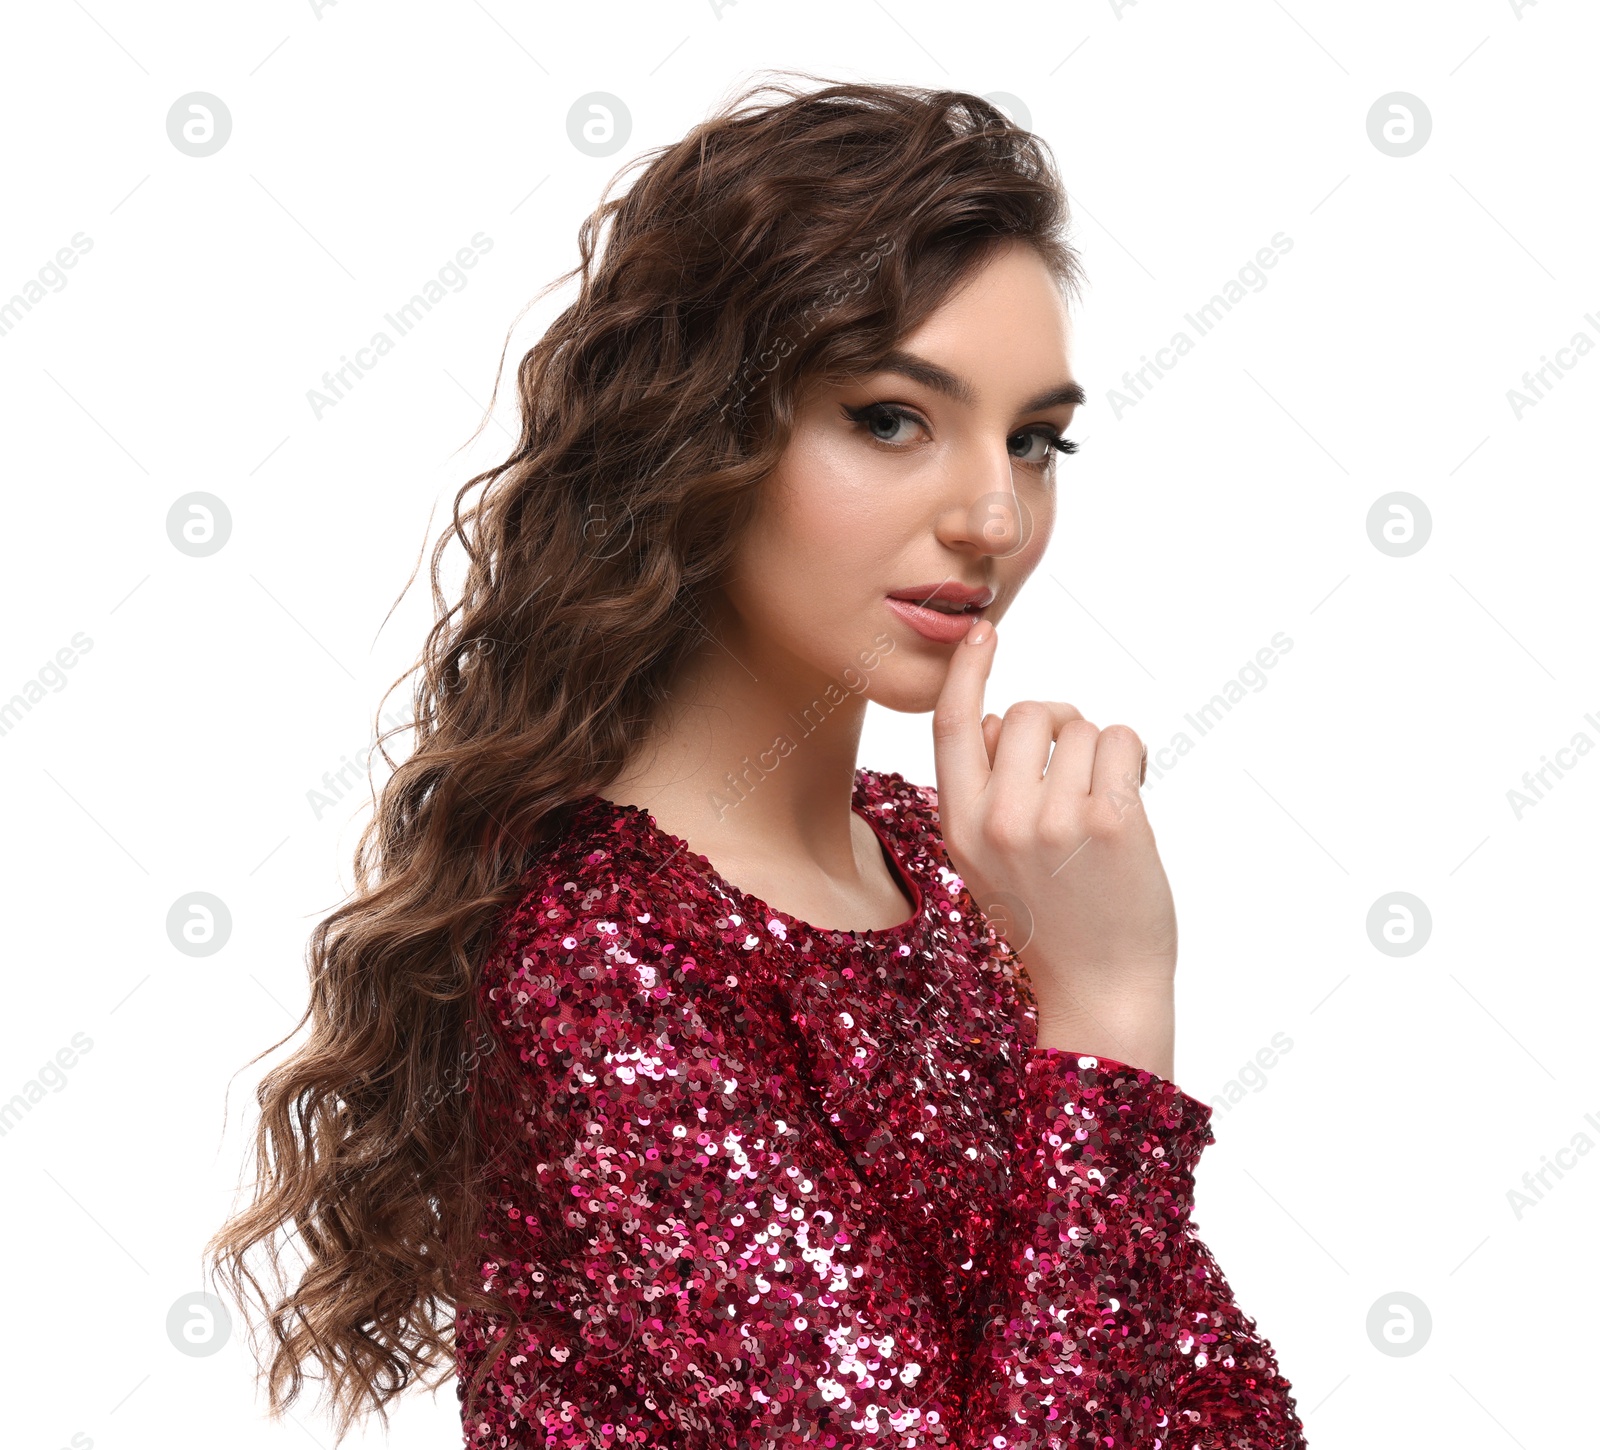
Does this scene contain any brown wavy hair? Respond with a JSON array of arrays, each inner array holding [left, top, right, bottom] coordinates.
[[205, 71, 1082, 1439]]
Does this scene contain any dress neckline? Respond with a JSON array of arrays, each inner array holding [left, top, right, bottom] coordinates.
[[577, 772, 926, 946]]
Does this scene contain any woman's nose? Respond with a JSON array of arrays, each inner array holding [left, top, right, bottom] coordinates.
[[939, 463, 1037, 559]]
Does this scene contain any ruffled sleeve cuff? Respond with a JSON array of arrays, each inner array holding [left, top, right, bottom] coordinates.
[[966, 1051, 1296, 1445], [1017, 1049, 1216, 1190]]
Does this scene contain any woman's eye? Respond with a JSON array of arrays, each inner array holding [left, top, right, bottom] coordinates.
[[1009, 426, 1078, 470], [843, 402, 925, 446], [842, 403, 1077, 472]]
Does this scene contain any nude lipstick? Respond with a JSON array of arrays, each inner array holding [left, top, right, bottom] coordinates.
[[884, 582, 995, 644]]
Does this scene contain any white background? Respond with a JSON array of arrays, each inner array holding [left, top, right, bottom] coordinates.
[[1, 1, 1594, 1446]]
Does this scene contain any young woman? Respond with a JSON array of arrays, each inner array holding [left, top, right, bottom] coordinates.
[[209, 77, 1307, 1447]]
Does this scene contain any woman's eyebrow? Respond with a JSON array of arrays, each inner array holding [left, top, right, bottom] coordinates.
[[870, 348, 1085, 413]]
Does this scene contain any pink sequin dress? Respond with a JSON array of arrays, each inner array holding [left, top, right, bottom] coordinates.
[[455, 767, 1307, 1447]]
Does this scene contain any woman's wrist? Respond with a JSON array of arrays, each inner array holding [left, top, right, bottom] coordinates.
[[1029, 975, 1176, 1081]]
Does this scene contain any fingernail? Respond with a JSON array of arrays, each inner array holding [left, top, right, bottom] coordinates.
[[967, 621, 993, 646]]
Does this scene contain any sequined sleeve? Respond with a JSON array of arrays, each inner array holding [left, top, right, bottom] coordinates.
[[961, 1049, 1307, 1447], [456, 874, 976, 1446]]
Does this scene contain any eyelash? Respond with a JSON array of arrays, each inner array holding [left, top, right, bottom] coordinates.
[[842, 401, 1078, 472]]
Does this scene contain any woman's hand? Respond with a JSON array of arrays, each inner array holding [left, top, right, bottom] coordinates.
[[932, 620, 1178, 1080]]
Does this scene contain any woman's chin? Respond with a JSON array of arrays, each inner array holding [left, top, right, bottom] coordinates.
[[864, 666, 957, 716]]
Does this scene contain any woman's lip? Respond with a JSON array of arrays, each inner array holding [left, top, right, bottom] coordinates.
[[884, 595, 983, 644]]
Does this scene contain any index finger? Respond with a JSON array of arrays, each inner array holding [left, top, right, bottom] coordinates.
[[931, 620, 997, 823]]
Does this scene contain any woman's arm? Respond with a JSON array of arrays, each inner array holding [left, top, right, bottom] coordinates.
[[456, 874, 971, 1446], [1162, 1226, 1311, 1443], [960, 1044, 1308, 1448], [920, 630, 1307, 1438]]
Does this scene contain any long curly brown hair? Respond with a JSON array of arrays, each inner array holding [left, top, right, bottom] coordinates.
[[205, 71, 1082, 1439]]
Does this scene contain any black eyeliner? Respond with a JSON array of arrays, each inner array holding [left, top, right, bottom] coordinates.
[[844, 401, 1076, 464]]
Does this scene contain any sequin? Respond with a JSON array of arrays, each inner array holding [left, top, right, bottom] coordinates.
[[456, 768, 1306, 1446]]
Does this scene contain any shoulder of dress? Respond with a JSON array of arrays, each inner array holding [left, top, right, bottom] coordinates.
[[482, 801, 733, 996], [854, 766, 945, 860]]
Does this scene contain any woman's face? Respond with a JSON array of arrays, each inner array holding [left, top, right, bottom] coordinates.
[[719, 238, 1080, 713]]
